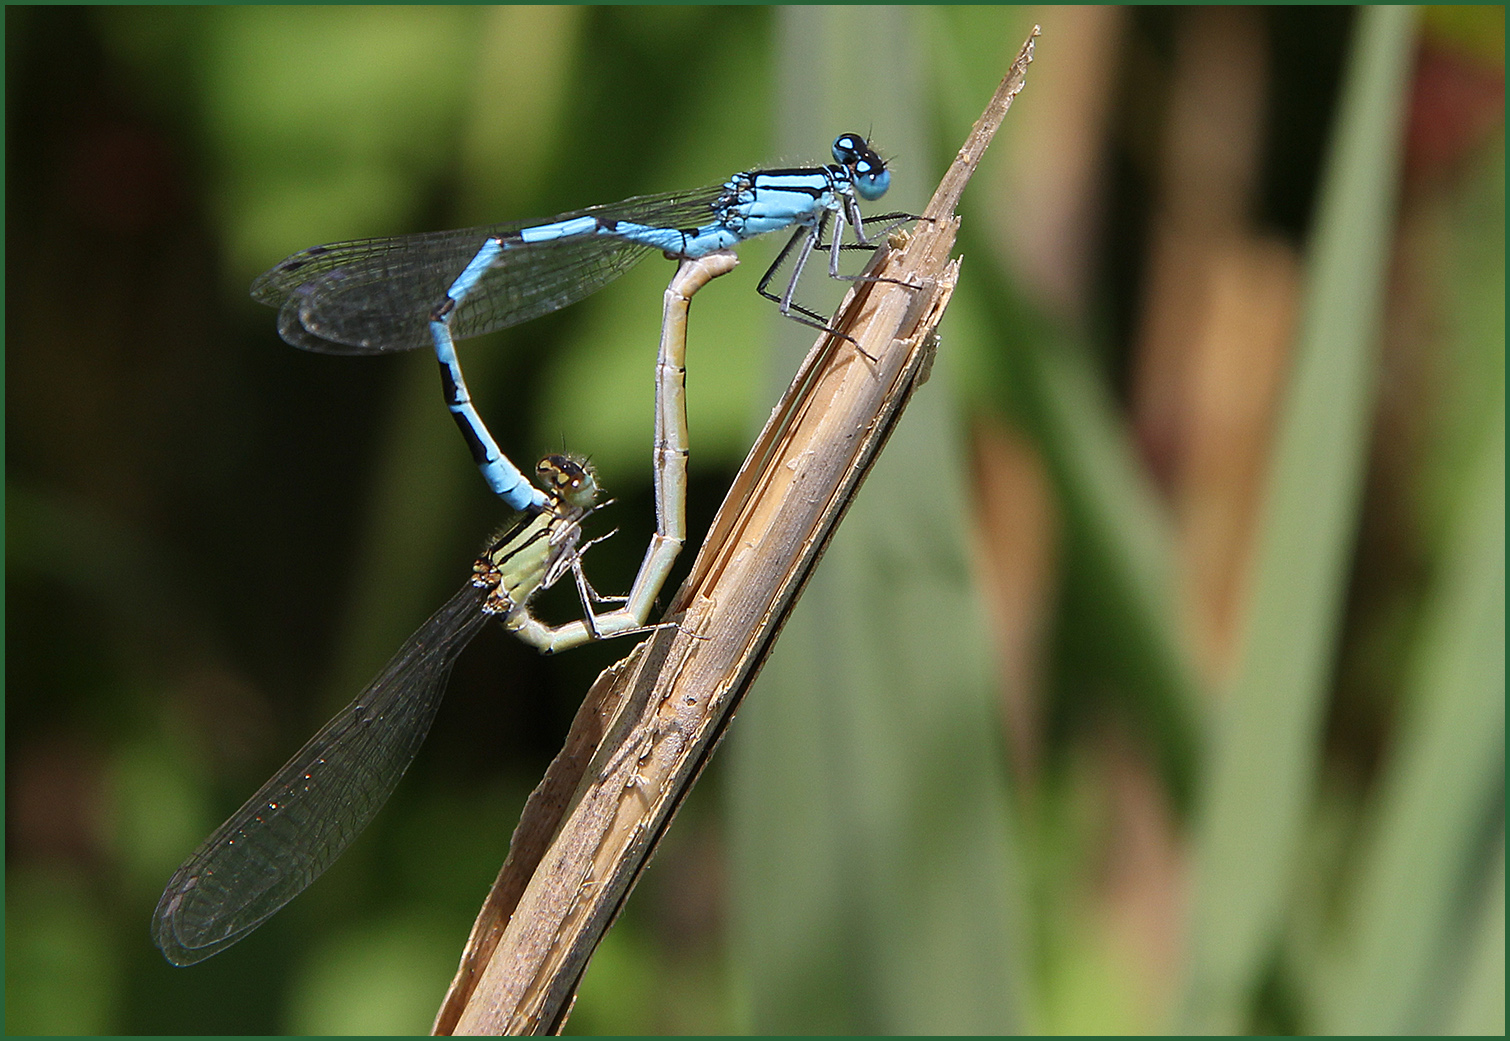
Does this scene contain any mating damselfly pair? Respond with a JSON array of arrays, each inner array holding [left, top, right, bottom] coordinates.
[[154, 134, 906, 964]]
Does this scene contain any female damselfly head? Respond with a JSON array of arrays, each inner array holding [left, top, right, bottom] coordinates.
[[536, 454, 601, 509], [831, 132, 891, 202]]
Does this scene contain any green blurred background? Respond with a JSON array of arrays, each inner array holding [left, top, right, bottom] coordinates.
[[5, 5, 1503, 1035]]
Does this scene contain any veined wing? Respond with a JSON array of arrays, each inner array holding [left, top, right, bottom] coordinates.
[[152, 582, 491, 965], [250, 187, 726, 354]]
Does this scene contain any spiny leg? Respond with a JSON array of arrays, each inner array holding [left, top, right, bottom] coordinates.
[[755, 219, 869, 342], [812, 205, 937, 351], [573, 529, 630, 606], [755, 224, 818, 315], [823, 207, 928, 291], [778, 212, 823, 317], [757, 207, 926, 342]]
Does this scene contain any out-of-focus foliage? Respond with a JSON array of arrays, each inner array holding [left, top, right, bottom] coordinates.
[[6, 5, 1502, 1035]]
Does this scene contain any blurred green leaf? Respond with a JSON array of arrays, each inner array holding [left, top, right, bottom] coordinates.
[[453, 6, 589, 220], [567, 924, 659, 1035], [1179, 7, 1418, 1031], [1319, 405, 1504, 1033], [950, 232, 1203, 809], [286, 914, 461, 1034], [1021, 323, 1203, 804], [1444, 839, 1506, 1035], [945, 8, 1204, 810], [1423, 5, 1505, 67], [4, 869, 123, 1035], [1420, 143, 1506, 549], [105, 738, 216, 896], [202, 7, 485, 274]]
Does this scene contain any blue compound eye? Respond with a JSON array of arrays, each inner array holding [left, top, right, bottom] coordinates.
[[853, 158, 890, 201], [833, 134, 890, 200], [832, 133, 866, 164]]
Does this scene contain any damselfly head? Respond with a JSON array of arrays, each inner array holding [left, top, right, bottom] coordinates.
[[832, 132, 890, 201], [536, 454, 600, 508]]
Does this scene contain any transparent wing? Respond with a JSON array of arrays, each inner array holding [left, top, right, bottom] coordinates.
[[152, 582, 492, 965], [249, 187, 726, 354]]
